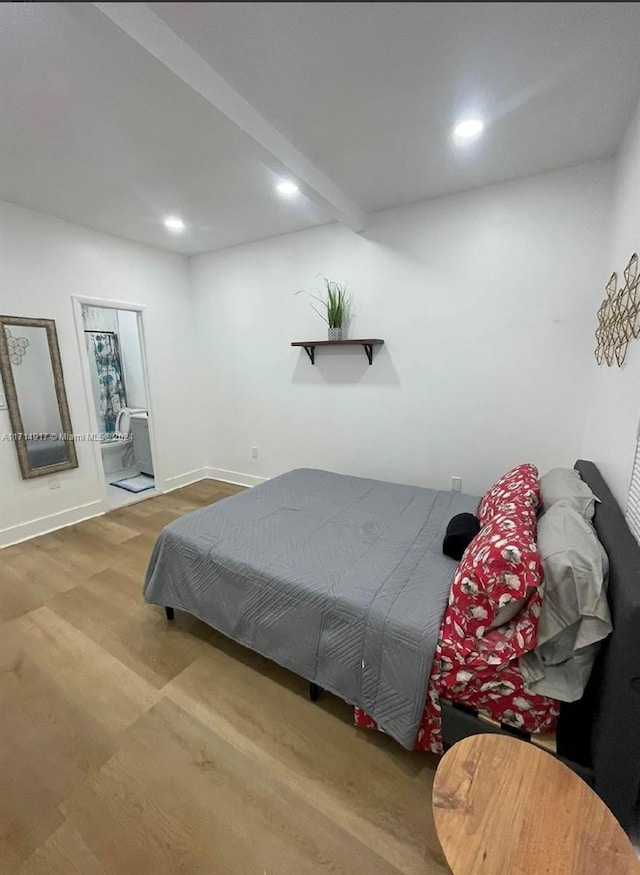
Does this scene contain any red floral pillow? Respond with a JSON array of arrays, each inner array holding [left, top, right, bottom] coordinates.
[[447, 510, 543, 639], [478, 463, 541, 525]]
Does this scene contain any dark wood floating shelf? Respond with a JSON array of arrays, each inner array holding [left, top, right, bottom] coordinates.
[[291, 338, 384, 365]]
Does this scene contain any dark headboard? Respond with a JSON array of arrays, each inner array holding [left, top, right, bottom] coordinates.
[[556, 461, 640, 838]]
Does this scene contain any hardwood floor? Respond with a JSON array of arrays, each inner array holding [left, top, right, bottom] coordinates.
[[1, 480, 449, 875]]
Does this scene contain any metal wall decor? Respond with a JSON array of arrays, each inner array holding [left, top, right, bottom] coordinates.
[[595, 252, 639, 367], [4, 327, 29, 365]]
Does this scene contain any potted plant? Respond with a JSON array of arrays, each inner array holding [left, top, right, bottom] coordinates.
[[296, 274, 351, 340]]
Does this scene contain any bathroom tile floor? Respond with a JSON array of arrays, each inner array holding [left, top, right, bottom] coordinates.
[[104, 467, 157, 510]]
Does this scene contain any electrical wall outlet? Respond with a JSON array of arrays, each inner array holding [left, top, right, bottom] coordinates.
[[451, 476, 462, 492], [250, 446, 259, 460], [49, 478, 60, 490]]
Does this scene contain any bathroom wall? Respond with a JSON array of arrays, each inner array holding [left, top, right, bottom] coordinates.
[[81, 306, 118, 333], [81, 305, 147, 426], [117, 309, 147, 409]]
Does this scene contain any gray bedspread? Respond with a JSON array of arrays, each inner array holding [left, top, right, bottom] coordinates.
[[26, 438, 68, 467], [143, 468, 479, 748]]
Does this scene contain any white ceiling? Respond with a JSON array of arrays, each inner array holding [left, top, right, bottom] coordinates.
[[1, 2, 639, 255]]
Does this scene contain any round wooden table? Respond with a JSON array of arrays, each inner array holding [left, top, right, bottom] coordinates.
[[432, 734, 640, 875]]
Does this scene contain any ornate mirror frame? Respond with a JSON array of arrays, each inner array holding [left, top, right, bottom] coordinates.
[[0, 315, 79, 479]]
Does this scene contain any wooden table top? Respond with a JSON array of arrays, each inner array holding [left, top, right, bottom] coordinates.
[[433, 734, 640, 875]]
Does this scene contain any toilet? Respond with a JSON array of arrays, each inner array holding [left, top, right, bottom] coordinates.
[[100, 407, 147, 474]]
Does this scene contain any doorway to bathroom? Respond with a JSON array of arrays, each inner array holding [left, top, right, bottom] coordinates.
[[77, 301, 158, 510]]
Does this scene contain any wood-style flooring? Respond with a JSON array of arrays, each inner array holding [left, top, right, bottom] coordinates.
[[1, 480, 449, 875]]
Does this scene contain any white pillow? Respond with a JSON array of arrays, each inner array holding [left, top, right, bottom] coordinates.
[[520, 500, 611, 702], [539, 468, 598, 520]]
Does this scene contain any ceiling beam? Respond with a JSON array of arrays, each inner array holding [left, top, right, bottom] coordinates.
[[93, 2, 368, 233]]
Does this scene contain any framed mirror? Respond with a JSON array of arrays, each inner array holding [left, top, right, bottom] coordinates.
[[0, 315, 78, 479]]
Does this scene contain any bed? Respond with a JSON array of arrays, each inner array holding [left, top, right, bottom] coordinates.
[[144, 461, 640, 837], [26, 437, 68, 467], [144, 468, 478, 749]]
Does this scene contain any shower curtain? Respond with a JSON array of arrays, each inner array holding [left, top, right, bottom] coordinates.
[[88, 332, 127, 434]]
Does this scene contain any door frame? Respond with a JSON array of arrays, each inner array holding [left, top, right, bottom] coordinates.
[[71, 295, 162, 510]]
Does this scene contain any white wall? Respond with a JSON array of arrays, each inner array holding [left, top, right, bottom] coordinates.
[[0, 201, 204, 546], [191, 162, 612, 495], [0, 152, 627, 546], [117, 309, 147, 409], [583, 101, 640, 508]]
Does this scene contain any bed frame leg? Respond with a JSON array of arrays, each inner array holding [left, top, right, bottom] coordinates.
[[165, 606, 174, 621], [309, 682, 320, 702]]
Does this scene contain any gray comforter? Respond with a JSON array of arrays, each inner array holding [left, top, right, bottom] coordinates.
[[144, 468, 478, 748], [26, 438, 68, 467]]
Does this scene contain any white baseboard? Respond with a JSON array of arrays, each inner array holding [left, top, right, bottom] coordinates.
[[0, 500, 105, 549], [205, 467, 267, 488], [160, 468, 210, 493], [0, 468, 266, 548]]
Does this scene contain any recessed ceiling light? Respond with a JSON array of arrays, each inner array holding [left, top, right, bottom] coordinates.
[[276, 180, 299, 196], [453, 119, 484, 140], [164, 216, 185, 232]]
